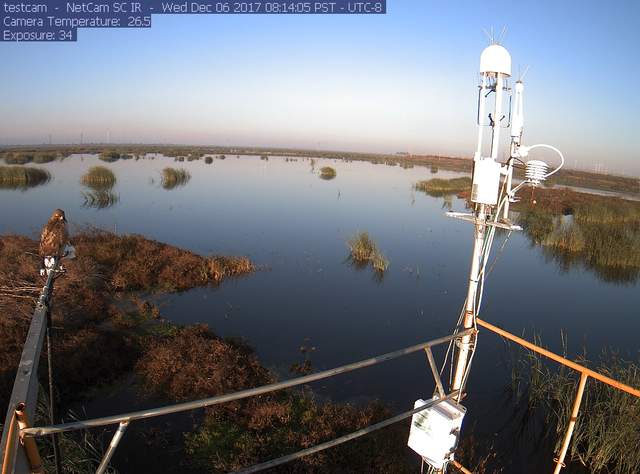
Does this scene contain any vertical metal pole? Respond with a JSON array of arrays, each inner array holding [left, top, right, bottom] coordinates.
[[452, 71, 506, 394], [451, 205, 486, 393], [553, 373, 588, 474], [424, 347, 445, 398], [95, 422, 129, 474]]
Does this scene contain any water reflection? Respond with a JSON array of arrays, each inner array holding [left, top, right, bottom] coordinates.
[[82, 190, 120, 209]]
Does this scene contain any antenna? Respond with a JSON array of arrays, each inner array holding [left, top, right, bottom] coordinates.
[[519, 64, 530, 81], [482, 27, 493, 44], [497, 25, 507, 45]]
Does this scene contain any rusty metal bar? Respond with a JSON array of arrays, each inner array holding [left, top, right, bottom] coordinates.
[[14, 405, 43, 474], [553, 373, 588, 474], [0, 270, 56, 474], [450, 459, 473, 474], [22, 329, 474, 437], [424, 347, 445, 397], [95, 422, 129, 474], [1, 413, 17, 474], [476, 318, 640, 398]]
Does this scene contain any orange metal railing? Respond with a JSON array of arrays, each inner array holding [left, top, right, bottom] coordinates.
[[476, 317, 640, 473]]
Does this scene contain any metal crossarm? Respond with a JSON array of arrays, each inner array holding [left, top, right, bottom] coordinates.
[[21, 329, 474, 437]]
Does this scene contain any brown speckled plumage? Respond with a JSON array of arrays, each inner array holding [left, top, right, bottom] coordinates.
[[39, 209, 69, 258]]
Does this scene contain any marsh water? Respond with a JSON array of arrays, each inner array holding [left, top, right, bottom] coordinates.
[[2, 154, 639, 471]]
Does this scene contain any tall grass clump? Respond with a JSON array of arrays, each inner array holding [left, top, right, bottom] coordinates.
[[319, 166, 337, 180], [414, 177, 471, 196], [3, 152, 33, 164], [99, 150, 121, 162], [205, 156, 213, 164], [347, 232, 389, 274], [518, 196, 640, 282], [161, 168, 191, 190], [511, 344, 640, 474], [0, 166, 50, 189], [80, 166, 116, 191], [32, 152, 57, 164]]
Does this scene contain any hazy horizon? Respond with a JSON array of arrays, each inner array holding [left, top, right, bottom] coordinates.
[[1, 1, 638, 175]]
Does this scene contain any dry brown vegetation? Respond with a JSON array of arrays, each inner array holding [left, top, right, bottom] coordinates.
[[136, 325, 412, 473], [136, 325, 272, 402], [72, 230, 254, 292], [1, 230, 495, 472], [0, 230, 255, 412]]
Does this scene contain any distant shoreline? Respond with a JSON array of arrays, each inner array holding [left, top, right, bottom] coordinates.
[[1, 144, 637, 196]]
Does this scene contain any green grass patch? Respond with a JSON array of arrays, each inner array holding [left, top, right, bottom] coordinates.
[[0, 165, 50, 189], [517, 194, 640, 282], [347, 232, 389, 274], [319, 166, 337, 180], [161, 167, 191, 190], [99, 150, 121, 162], [81, 166, 116, 191], [414, 176, 471, 196]]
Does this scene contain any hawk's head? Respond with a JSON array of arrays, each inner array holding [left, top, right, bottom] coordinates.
[[51, 209, 67, 223]]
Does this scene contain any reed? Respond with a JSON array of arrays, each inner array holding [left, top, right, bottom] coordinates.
[[0, 166, 50, 189], [511, 344, 640, 474], [99, 150, 121, 162], [319, 166, 337, 180], [80, 166, 116, 191], [161, 167, 191, 190], [347, 232, 389, 274], [414, 177, 471, 196], [519, 200, 640, 281], [3, 152, 33, 165]]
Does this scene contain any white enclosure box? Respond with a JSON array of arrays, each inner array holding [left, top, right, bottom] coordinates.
[[407, 397, 466, 470], [471, 159, 502, 205]]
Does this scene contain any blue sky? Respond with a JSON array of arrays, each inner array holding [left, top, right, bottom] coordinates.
[[1, 0, 638, 174]]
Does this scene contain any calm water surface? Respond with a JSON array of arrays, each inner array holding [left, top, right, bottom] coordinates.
[[2, 154, 638, 470]]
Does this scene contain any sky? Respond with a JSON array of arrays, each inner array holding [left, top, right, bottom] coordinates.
[[1, 0, 639, 175]]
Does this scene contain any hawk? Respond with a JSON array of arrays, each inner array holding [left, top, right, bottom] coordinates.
[[40, 209, 69, 274]]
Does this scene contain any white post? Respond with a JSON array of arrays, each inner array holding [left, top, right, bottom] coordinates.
[[451, 204, 487, 392]]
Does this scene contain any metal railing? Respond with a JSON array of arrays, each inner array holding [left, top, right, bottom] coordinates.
[[1, 300, 473, 474], [3, 275, 640, 474], [476, 318, 640, 473], [0, 270, 56, 474]]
